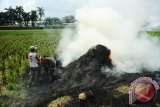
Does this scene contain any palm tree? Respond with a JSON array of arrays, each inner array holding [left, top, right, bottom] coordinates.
[[62, 15, 76, 23], [15, 6, 24, 27], [52, 17, 62, 24], [23, 12, 30, 27], [69, 15, 76, 23], [37, 7, 45, 21], [30, 10, 38, 27], [62, 16, 70, 23], [44, 17, 53, 26]]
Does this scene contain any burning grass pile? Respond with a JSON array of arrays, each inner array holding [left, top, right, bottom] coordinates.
[[23, 44, 157, 107]]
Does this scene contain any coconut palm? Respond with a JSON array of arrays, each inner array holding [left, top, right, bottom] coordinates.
[[52, 17, 62, 24], [30, 10, 38, 27], [23, 12, 30, 27], [62, 15, 76, 23], [37, 7, 45, 21], [44, 17, 62, 27], [15, 6, 24, 27], [44, 17, 52, 26]]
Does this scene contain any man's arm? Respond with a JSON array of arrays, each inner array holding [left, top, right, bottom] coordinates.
[[36, 54, 40, 62]]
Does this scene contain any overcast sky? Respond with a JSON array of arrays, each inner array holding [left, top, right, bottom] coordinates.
[[0, 0, 160, 25], [0, 0, 87, 18]]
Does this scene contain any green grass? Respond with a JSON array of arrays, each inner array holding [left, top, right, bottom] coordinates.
[[0, 30, 61, 36], [0, 29, 62, 84], [0, 29, 62, 106], [147, 31, 160, 37]]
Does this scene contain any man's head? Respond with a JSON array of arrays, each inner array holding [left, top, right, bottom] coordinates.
[[30, 46, 35, 52], [35, 47, 37, 52]]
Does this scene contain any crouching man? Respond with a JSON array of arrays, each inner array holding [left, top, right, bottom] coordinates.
[[28, 46, 40, 83]]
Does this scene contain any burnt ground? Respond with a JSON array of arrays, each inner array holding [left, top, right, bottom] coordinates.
[[10, 45, 159, 107], [23, 72, 156, 107]]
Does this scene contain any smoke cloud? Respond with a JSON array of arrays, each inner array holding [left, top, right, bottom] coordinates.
[[58, 0, 160, 73]]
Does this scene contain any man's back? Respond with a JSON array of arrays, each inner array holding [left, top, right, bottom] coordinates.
[[28, 52, 39, 68]]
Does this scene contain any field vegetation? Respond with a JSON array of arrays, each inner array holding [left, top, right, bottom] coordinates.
[[0, 29, 61, 106], [0, 30, 160, 106]]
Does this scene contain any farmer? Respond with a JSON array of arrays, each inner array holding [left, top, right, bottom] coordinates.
[[28, 46, 40, 82]]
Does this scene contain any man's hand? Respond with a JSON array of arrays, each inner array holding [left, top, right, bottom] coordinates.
[[29, 72, 32, 76], [40, 57, 44, 64]]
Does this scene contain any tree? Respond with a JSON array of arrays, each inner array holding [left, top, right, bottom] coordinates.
[[23, 12, 30, 27], [5, 7, 16, 25], [15, 6, 24, 27], [52, 17, 62, 24], [44, 17, 62, 26], [0, 12, 8, 26], [0, 6, 46, 27], [37, 7, 45, 21], [0, 12, 4, 26], [30, 10, 38, 27], [62, 15, 76, 23], [44, 17, 52, 26]]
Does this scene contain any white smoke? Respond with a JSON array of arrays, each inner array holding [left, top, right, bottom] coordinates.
[[58, 0, 160, 73]]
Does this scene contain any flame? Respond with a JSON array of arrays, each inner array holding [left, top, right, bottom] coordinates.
[[108, 54, 112, 60]]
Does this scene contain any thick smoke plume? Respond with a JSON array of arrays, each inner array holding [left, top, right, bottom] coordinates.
[[58, 0, 160, 73]]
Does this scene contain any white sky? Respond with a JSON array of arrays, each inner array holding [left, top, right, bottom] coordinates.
[[0, 0, 160, 25], [0, 0, 87, 18]]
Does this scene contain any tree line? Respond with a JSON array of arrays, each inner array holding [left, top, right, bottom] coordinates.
[[0, 6, 76, 27]]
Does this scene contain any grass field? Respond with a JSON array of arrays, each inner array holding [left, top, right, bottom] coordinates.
[[0, 30, 160, 106], [147, 31, 160, 36], [0, 30, 160, 87], [0, 30, 62, 106], [0, 29, 62, 84]]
